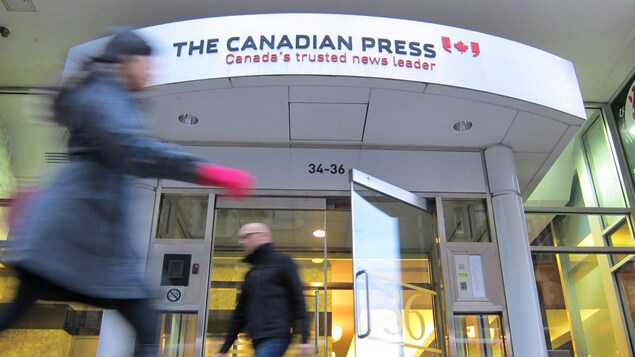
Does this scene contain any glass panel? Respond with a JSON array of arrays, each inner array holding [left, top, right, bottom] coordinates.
[[532, 252, 630, 356], [526, 109, 626, 209], [526, 213, 627, 247], [581, 116, 626, 226], [454, 314, 506, 356], [532, 253, 574, 354], [156, 194, 208, 239], [160, 312, 197, 357], [329, 254, 355, 357], [606, 220, 634, 264], [325, 203, 352, 251], [0, 266, 102, 356], [442, 199, 490, 242], [207, 208, 326, 357], [324, 201, 356, 357], [611, 74, 635, 189], [206, 255, 248, 356], [351, 182, 440, 355]]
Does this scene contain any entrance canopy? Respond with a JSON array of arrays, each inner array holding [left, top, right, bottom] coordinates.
[[64, 14, 586, 197]]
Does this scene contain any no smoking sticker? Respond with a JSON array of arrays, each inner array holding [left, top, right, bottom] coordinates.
[[164, 287, 184, 305]]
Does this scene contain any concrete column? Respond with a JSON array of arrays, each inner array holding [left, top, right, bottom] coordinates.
[[484, 145, 547, 357]]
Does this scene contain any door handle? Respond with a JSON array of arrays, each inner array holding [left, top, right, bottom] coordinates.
[[314, 290, 320, 354], [355, 269, 371, 338]]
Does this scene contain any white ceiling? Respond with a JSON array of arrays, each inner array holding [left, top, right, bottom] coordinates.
[[1, 1, 634, 198]]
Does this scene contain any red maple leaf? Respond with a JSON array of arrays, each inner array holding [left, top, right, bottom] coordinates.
[[454, 41, 469, 53]]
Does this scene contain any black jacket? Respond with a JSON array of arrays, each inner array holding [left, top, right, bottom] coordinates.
[[220, 243, 309, 353]]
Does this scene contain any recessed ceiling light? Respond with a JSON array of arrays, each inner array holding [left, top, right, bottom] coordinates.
[[313, 229, 326, 238], [178, 113, 199, 126], [453, 120, 473, 132]]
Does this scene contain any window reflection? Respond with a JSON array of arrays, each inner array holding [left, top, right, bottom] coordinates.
[[160, 313, 197, 357], [442, 199, 490, 243], [526, 213, 627, 248], [0, 207, 8, 241], [606, 221, 635, 264], [156, 194, 208, 239], [581, 114, 626, 227], [533, 252, 623, 356], [526, 109, 625, 210], [532, 253, 574, 354], [454, 314, 505, 356], [0, 267, 103, 356]]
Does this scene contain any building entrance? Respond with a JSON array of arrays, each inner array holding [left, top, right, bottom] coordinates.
[[149, 171, 508, 356]]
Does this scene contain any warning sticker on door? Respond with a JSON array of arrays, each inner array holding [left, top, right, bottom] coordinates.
[[164, 287, 184, 305]]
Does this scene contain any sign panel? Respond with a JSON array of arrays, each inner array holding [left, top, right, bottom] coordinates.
[[160, 146, 487, 193], [65, 14, 585, 118]]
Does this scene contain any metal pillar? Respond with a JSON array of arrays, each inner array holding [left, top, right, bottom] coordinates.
[[485, 145, 547, 357]]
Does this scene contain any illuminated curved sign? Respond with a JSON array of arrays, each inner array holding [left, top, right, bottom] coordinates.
[[66, 13, 585, 118]]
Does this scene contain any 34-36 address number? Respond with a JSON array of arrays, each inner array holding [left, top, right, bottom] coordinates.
[[308, 163, 346, 174]]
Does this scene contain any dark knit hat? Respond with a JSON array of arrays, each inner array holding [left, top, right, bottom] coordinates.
[[95, 28, 152, 63]]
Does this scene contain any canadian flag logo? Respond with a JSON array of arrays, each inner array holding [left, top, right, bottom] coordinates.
[[442, 36, 480, 57]]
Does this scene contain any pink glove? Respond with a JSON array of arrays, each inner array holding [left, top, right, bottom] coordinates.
[[196, 164, 255, 197]]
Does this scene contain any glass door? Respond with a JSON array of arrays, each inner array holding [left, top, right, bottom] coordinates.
[[205, 197, 328, 356], [350, 169, 442, 356]]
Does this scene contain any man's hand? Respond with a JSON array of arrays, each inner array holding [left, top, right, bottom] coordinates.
[[297, 343, 314, 355], [213, 354, 226, 357]]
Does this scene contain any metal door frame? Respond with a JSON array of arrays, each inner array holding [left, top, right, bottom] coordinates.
[[212, 195, 329, 357]]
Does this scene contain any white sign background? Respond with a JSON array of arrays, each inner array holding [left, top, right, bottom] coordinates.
[[161, 147, 487, 193], [67, 13, 585, 119]]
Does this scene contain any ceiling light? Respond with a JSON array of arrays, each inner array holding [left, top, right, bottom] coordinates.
[[312, 258, 324, 264], [178, 113, 199, 126], [453, 120, 473, 132], [332, 325, 343, 342], [313, 229, 326, 238], [466, 325, 476, 338]]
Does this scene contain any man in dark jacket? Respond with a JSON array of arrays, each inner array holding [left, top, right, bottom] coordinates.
[[215, 222, 312, 357], [0, 29, 254, 357]]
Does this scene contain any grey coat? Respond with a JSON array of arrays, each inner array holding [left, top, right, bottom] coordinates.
[[6, 67, 202, 299]]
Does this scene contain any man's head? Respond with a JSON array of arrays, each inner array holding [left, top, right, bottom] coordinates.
[[238, 222, 272, 255], [97, 29, 153, 91]]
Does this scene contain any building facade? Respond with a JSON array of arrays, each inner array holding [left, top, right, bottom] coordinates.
[[0, 13, 634, 357]]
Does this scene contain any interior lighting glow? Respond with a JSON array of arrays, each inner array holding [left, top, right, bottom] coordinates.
[[313, 229, 326, 238], [466, 325, 476, 338], [332, 325, 343, 342]]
